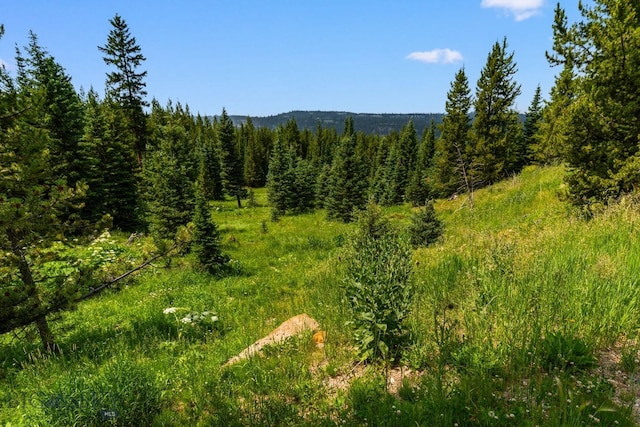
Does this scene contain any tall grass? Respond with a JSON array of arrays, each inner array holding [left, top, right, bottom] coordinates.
[[2, 165, 640, 425]]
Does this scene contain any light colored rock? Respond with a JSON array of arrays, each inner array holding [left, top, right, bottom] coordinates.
[[224, 314, 320, 367]]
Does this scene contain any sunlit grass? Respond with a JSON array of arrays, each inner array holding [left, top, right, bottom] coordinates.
[[2, 167, 640, 425]]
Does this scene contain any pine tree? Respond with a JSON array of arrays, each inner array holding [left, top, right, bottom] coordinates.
[[199, 136, 224, 201], [370, 133, 393, 203], [0, 29, 89, 349], [143, 105, 198, 239], [406, 169, 432, 207], [243, 117, 269, 187], [379, 141, 404, 206], [98, 14, 148, 166], [267, 137, 316, 217], [17, 33, 86, 188], [292, 158, 317, 214], [419, 120, 437, 172], [192, 185, 229, 273], [398, 119, 419, 194], [217, 108, 247, 208], [406, 121, 435, 206], [547, 1, 640, 212], [520, 85, 544, 168], [408, 201, 444, 248], [266, 138, 296, 216], [532, 61, 576, 164], [79, 91, 141, 230], [471, 38, 523, 185], [325, 135, 368, 221], [432, 68, 473, 198]]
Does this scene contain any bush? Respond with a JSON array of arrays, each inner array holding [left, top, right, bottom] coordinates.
[[408, 201, 444, 248], [343, 201, 415, 364]]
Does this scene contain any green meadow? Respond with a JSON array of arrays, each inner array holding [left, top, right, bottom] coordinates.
[[3, 164, 640, 426]]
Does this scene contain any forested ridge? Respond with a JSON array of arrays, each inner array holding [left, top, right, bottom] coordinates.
[[227, 111, 446, 135], [3, 2, 640, 425]]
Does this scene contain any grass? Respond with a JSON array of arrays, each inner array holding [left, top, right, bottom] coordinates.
[[2, 165, 640, 425]]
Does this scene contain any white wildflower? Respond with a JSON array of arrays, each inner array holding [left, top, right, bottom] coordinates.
[[180, 316, 192, 324], [163, 307, 178, 314], [211, 316, 219, 322]]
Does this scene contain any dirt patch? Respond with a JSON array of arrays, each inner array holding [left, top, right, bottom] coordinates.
[[593, 339, 640, 423]]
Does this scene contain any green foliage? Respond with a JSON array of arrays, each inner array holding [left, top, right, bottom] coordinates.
[[471, 37, 523, 186], [551, 1, 640, 213], [39, 359, 163, 426], [3, 172, 640, 426], [81, 94, 142, 230], [198, 136, 224, 201], [325, 135, 368, 222], [408, 201, 444, 248], [266, 138, 296, 216], [192, 189, 229, 274], [218, 108, 247, 208], [539, 332, 595, 372], [343, 201, 415, 363], [0, 46, 88, 347], [162, 306, 223, 341], [405, 168, 432, 207], [432, 68, 472, 198], [143, 109, 197, 239], [520, 84, 543, 168], [98, 13, 148, 164], [17, 33, 87, 189], [243, 119, 271, 187]]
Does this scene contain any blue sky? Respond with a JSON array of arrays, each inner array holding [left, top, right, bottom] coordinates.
[[1, 1, 585, 117]]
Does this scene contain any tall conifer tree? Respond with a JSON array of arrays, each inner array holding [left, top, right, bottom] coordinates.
[[99, 14, 148, 166], [325, 134, 368, 222], [433, 68, 473, 198], [548, 1, 640, 211], [0, 29, 91, 349], [217, 108, 247, 208], [471, 38, 522, 185]]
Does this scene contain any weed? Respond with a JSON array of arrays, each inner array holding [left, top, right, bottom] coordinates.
[[539, 331, 595, 372]]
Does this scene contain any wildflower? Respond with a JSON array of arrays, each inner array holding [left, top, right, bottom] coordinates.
[[163, 307, 178, 314], [180, 316, 192, 324]]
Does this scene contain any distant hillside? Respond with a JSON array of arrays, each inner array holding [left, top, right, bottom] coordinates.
[[228, 111, 445, 135]]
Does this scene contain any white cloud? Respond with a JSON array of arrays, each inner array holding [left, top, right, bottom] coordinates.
[[406, 49, 463, 64], [481, 0, 544, 21]]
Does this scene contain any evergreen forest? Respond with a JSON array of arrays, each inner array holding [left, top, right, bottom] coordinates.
[[3, 2, 640, 425]]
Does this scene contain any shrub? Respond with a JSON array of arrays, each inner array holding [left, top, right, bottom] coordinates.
[[343, 201, 415, 363], [408, 201, 444, 248]]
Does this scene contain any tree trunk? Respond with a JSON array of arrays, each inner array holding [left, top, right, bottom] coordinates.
[[7, 229, 57, 351], [36, 316, 56, 352], [236, 193, 242, 209]]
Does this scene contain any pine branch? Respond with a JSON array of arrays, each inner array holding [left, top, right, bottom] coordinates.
[[76, 242, 181, 302]]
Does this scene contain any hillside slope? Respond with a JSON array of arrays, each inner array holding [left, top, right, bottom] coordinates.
[[3, 165, 640, 426]]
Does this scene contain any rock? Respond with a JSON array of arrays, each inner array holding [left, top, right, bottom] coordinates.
[[313, 331, 327, 347], [223, 314, 320, 367]]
